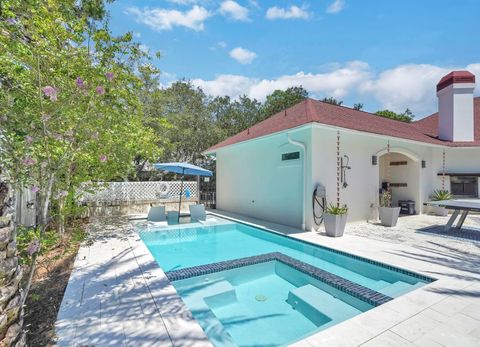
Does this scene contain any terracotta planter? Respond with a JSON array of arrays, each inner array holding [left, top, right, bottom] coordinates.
[[324, 213, 347, 237], [378, 207, 401, 227], [431, 205, 448, 217]]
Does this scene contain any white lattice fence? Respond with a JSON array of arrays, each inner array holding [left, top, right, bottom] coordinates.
[[81, 181, 198, 203]]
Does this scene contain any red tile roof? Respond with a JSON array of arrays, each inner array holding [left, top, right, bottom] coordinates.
[[206, 97, 480, 152]]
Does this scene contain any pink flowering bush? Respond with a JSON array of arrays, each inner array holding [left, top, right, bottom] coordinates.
[[42, 86, 58, 101], [96, 86, 105, 95]]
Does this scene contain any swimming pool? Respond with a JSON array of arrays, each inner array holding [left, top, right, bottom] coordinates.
[[137, 218, 434, 346]]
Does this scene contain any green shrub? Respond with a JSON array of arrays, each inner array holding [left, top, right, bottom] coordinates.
[[325, 203, 348, 215], [430, 189, 453, 201]]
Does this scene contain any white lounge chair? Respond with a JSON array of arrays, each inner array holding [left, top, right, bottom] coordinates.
[[189, 204, 206, 222], [147, 206, 166, 222]]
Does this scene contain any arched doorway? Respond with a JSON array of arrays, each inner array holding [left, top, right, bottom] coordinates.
[[376, 147, 422, 215]]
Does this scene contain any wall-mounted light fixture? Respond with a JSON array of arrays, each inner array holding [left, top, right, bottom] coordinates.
[[421, 160, 426, 168], [372, 155, 378, 166]]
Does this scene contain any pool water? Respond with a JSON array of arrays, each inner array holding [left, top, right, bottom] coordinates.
[[138, 219, 431, 298], [174, 260, 373, 347]]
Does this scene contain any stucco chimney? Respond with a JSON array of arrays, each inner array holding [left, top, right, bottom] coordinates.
[[437, 70, 476, 142]]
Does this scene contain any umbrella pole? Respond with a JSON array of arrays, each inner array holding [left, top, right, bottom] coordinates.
[[178, 169, 184, 222]]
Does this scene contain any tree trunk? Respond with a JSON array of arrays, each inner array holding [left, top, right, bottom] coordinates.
[[0, 180, 26, 347], [57, 197, 65, 236]]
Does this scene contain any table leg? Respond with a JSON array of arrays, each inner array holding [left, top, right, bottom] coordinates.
[[445, 209, 460, 231], [455, 210, 469, 230]]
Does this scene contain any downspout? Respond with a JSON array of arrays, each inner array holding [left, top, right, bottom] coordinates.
[[287, 133, 307, 231]]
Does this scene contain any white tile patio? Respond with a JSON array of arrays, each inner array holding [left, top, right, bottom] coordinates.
[[56, 212, 480, 346]]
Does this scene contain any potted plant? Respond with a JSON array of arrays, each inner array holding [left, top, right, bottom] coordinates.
[[430, 189, 453, 216], [324, 203, 348, 237], [378, 190, 401, 227]]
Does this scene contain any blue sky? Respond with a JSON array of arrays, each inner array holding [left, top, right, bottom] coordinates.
[[108, 0, 480, 117]]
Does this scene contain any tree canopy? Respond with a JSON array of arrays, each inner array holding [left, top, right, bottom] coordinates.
[[375, 108, 415, 122]]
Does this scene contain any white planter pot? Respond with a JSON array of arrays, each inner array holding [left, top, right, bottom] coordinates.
[[431, 205, 448, 217], [378, 207, 401, 227], [324, 213, 347, 237]]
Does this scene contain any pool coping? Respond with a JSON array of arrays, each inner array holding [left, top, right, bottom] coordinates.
[[166, 251, 393, 307]]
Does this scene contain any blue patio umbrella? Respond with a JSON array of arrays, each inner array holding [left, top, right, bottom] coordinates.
[[153, 162, 213, 220]]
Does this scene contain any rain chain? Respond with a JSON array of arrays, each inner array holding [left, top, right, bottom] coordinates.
[[336, 131, 341, 207], [442, 149, 446, 190]]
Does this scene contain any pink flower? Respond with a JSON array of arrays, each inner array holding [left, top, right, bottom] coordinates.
[[99, 154, 107, 162], [41, 114, 51, 122], [105, 72, 114, 81], [22, 157, 35, 166], [25, 136, 34, 144], [42, 86, 58, 101], [76, 77, 85, 88], [27, 238, 40, 256], [96, 86, 105, 95], [58, 190, 68, 198], [30, 186, 40, 193]]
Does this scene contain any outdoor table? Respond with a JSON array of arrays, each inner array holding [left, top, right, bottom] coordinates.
[[424, 199, 480, 231]]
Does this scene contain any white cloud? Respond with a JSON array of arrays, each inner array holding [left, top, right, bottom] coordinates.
[[219, 1, 250, 21], [126, 6, 211, 31], [192, 61, 370, 100], [266, 5, 311, 20], [189, 62, 480, 116], [229, 47, 257, 64], [326, 0, 346, 14], [360, 63, 480, 115]]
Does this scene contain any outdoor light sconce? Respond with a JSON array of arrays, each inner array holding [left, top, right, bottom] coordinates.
[[372, 155, 378, 166], [422, 160, 426, 168], [341, 155, 351, 188]]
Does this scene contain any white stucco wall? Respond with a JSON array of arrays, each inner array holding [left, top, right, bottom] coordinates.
[[214, 124, 480, 231], [215, 127, 311, 228], [430, 147, 480, 194], [438, 83, 475, 142], [309, 126, 436, 229]]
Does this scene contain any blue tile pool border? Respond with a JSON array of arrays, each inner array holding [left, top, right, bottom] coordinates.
[[166, 252, 393, 307], [205, 213, 436, 283]]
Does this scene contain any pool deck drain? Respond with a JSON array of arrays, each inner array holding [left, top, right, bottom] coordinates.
[[56, 213, 480, 347]]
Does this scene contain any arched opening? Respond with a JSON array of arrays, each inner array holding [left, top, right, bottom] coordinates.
[[377, 147, 421, 215]]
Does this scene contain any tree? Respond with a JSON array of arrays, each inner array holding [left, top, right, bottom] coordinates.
[[211, 95, 262, 138], [0, 1, 159, 340], [353, 103, 364, 111], [321, 97, 343, 106], [375, 108, 415, 122], [151, 81, 219, 165], [260, 86, 308, 119]]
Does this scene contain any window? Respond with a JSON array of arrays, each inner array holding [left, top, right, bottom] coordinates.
[[281, 151, 300, 161], [451, 176, 478, 197]]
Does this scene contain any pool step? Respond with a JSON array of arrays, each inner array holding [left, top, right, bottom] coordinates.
[[203, 280, 237, 308], [287, 284, 360, 327]]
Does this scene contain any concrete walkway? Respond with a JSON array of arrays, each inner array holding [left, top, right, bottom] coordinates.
[[55, 218, 211, 347], [56, 213, 480, 346]]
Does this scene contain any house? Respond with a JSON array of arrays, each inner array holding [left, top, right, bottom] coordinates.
[[204, 71, 480, 231]]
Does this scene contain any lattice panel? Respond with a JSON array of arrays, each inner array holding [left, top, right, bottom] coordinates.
[[81, 181, 198, 202]]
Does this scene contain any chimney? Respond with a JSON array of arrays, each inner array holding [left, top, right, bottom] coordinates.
[[437, 70, 476, 142]]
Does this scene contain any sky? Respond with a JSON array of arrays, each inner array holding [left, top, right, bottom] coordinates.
[[108, 0, 480, 118]]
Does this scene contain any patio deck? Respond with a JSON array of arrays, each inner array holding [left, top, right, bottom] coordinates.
[[55, 212, 480, 346]]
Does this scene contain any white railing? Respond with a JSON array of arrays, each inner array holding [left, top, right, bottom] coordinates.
[[80, 181, 198, 203]]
